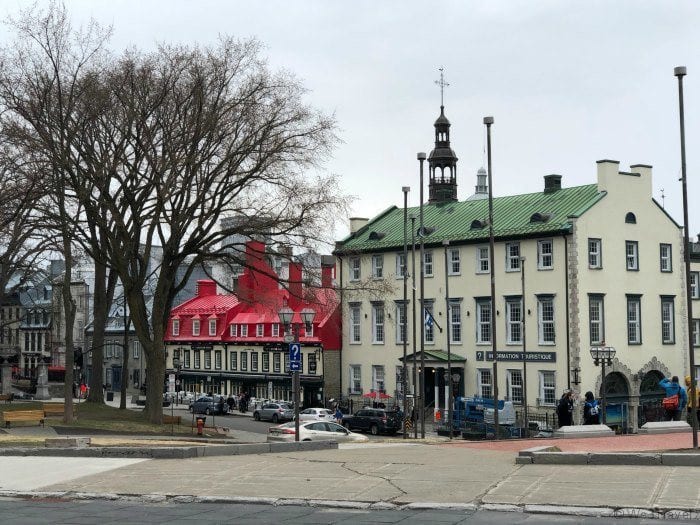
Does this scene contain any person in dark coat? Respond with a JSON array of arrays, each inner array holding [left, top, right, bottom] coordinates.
[[583, 391, 600, 425], [556, 390, 574, 427]]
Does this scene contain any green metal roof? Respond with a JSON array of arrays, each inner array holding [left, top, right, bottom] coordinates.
[[399, 350, 467, 362], [336, 184, 605, 253]]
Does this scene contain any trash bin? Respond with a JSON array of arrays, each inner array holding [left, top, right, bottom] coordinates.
[[106, 391, 114, 402]]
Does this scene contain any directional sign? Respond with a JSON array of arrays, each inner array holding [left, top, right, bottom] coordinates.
[[289, 343, 301, 371]]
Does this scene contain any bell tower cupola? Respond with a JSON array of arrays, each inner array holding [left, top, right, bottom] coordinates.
[[428, 68, 458, 203]]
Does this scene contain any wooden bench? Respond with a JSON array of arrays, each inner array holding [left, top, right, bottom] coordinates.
[[43, 403, 75, 417], [163, 415, 182, 425], [2, 410, 45, 428], [0, 394, 13, 403]]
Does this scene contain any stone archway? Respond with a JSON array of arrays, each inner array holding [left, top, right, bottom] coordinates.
[[638, 370, 665, 425]]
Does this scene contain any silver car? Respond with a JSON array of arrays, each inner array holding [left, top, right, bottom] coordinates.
[[253, 402, 294, 423], [298, 408, 333, 422], [267, 421, 369, 443]]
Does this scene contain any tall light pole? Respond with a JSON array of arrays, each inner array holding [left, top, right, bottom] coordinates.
[[402, 186, 410, 439], [278, 306, 316, 442], [520, 256, 528, 436], [417, 151, 427, 439], [410, 213, 418, 439], [675, 66, 698, 448], [443, 240, 453, 438], [484, 116, 499, 439], [590, 345, 615, 425]]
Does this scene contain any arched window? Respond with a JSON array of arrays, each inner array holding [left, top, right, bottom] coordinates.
[[625, 212, 636, 224]]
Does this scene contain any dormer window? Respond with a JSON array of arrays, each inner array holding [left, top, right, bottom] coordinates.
[[368, 231, 386, 241], [192, 319, 200, 336], [256, 323, 264, 337], [530, 212, 551, 223], [172, 319, 180, 337], [240, 324, 248, 337], [208, 319, 217, 336], [625, 212, 637, 224], [272, 323, 280, 337], [470, 219, 486, 230], [230, 324, 237, 337]]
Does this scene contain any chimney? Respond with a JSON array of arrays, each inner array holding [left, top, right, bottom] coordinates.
[[349, 217, 369, 234], [288, 261, 303, 306], [196, 280, 217, 297], [321, 255, 336, 288], [543, 174, 562, 193]]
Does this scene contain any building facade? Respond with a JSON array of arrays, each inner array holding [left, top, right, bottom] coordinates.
[[164, 241, 341, 406], [334, 106, 691, 431]]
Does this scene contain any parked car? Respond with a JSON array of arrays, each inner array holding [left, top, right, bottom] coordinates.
[[189, 395, 228, 415], [342, 408, 401, 435], [253, 402, 294, 423], [298, 408, 333, 422], [267, 421, 369, 443]]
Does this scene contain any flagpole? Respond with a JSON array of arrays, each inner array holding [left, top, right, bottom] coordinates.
[[418, 151, 427, 439]]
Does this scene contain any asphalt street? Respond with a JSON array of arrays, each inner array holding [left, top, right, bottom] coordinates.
[[1, 498, 697, 525]]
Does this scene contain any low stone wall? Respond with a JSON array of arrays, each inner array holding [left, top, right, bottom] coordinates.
[[517, 450, 700, 466]]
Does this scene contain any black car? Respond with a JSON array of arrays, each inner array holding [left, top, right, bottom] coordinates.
[[342, 408, 401, 436]]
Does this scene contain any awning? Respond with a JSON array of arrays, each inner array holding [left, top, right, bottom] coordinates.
[[399, 350, 466, 363]]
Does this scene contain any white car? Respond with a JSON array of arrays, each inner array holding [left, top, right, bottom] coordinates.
[[267, 421, 369, 443], [298, 408, 334, 422]]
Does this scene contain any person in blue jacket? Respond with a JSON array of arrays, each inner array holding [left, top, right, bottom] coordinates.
[[659, 376, 687, 421], [583, 391, 600, 425]]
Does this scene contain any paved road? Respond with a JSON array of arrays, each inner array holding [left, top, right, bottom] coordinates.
[[1, 498, 696, 525]]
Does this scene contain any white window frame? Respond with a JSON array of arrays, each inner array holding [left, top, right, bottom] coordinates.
[[476, 299, 491, 344], [505, 242, 521, 272], [132, 341, 140, 359], [537, 239, 553, 270], [588, 238, 602, 269], [396, 253, 407, 278], [230, 324, 237, 337], [183, 350, 190, 368], [371, 303, 385, 344], [661, 297, 675, 344], [690, 272, 699, 299], [424, 251, 434, 277], [192, 319, 200, 336], [240, 324, 248, 337], [215, 350, 222, 370], [660, 243, 672, 272], [626, 241, 639, 271], [396, 365, 404, 395], [449, 302, 462, 344], [448, 248, 461, 275], [476, 246, 490, 274], [477, 369, 492, 399], [371, 254, 384, 279], [693, 319, 700, 347], [588, 295, 604, 345], [539, 370, 556, 406], [204, 350, 211, 369], [505, 298, 522, 344], [507, 369, 523, 404], [372, 365, 385, 392], [627, 296, 641, 345], [209, 319, 217, 336], [537, 296, 555, 345], [256, 323, 264, 337], [349, 257, 361, 281], [350, 365, 362, 394], [194, 351, 201, 369], [305, 323, 314, 338], [349, 305, 361, 344], [171, 319, 179, 336], [396, 302, 407, 344], [272, 323, 279, 337]]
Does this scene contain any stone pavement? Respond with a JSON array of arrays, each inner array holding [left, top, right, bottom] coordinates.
[[0, 434, 697, 518]]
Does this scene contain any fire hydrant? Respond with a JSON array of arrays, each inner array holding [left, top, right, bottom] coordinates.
[[196, 416, 205, 436]]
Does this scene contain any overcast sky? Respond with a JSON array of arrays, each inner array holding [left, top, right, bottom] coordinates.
[[3, 1, 700, 242]]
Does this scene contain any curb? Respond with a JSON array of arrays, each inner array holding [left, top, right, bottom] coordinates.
[[2, 491, 700, 520], [518, 450, 700, 466], [0, 440, 338, 459]]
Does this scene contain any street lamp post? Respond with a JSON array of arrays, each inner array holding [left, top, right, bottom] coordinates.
[[410, 213, 418, 439], [417, 151, 427, 439], [443, 240, 453, 439], [590, 345, 616, 425], [674, 66, 699, 449], [278, 306, 316, 442], [171, 355, 181, 435]]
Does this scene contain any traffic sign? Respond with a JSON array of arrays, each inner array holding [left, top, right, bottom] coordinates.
[[290, 360, 301, 371], [289, 343, 301, 371]]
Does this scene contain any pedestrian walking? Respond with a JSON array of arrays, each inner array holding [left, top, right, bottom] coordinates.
[[659, 375, 687, 421], [583, 391, 600, 425], [556, 389, 574, 427], [334, 406, 343, 425], [685, 376, 700, 424], [226, 395, 235, 412]]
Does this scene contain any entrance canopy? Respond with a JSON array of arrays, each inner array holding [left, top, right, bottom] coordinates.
[[399, 350, 466, 366]]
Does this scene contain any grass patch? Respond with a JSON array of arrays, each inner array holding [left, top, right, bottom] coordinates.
[[1, 402, 197, 436]]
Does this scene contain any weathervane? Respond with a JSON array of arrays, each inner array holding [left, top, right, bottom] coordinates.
[[435, 67, 449, 106]]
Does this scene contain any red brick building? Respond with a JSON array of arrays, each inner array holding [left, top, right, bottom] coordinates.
[[164, 241, 340, 406]]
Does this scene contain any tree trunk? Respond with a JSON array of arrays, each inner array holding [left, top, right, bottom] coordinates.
[[87, 260, 117, 404], [61, 242, 76, 424], [119, 310, 130, 409]]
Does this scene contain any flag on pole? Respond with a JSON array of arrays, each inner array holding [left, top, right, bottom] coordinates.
[[424, 308, 442, 333]]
